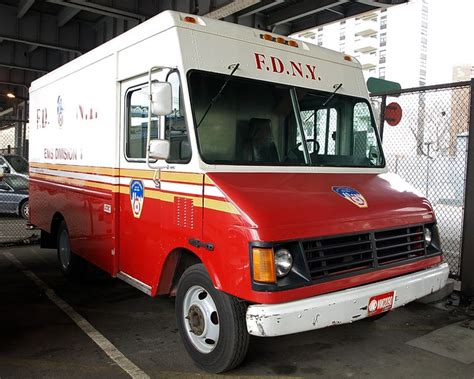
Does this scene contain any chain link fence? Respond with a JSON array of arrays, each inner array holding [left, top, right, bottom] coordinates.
[[371, 81, 471, 279], [0, 111, 39, 245]]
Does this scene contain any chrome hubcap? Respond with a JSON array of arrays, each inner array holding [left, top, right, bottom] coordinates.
[[182, 285, 219, 354]]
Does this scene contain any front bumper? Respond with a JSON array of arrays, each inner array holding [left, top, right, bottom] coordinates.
[[246, 263, 449, 337]]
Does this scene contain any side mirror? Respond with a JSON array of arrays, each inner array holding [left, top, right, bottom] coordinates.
[[151, 82, 172, 116], [149, 139, 170, 160], [0, 167, 4, 180], [1, 165, 10, 174]]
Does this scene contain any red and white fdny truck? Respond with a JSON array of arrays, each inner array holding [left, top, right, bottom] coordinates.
[[29, 11, 449, 373]]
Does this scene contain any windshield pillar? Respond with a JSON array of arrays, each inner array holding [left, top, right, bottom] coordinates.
[[290, 88, 311, 165]]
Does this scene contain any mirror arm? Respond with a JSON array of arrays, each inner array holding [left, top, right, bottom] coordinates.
[[146, 66, 160, 170], [152, 168, 161, 188], [145, 65, 176, 188]]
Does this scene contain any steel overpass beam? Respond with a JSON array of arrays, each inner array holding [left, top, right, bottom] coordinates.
[[46, 0, 147, 22], [0, 36, 82, 54], [17, 0, 35, 18], [268, 0, 346, 26]]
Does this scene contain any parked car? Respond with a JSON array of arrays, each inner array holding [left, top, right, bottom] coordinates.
[[0, 154, 29, 178], [0, 174, 29, 219]]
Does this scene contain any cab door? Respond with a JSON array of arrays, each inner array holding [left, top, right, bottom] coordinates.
[[117, 70, 201, 292]]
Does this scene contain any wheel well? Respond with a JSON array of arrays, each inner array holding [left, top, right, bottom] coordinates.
[[157, 248, 202, 296], [40, 212, 64, 249]]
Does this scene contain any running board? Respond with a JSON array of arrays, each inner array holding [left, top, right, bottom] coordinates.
[[117, 272, 152, 296]]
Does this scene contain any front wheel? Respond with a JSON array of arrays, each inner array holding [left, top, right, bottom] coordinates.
[[175, 264, 249, 373]]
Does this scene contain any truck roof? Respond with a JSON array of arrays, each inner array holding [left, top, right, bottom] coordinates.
[[30, 10, 359, 92]]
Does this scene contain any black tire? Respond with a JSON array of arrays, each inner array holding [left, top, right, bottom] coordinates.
[[56, 221, 84, 279], [19, 199, 29, 220], [175, 264, 249, 373]]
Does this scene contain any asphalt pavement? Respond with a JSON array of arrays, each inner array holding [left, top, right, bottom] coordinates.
[[0, 245, 473, 378]]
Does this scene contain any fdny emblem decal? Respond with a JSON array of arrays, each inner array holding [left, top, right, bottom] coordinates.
[[332, 186, 368, 208], [130, 179, 145, 218]]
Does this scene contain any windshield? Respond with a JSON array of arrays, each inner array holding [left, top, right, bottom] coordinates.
[[3, 155, 29, 173], [3, 175, 29, 190], [189, 71, 384, 168]]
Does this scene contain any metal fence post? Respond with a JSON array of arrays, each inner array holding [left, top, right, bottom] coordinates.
[[461, 78, 474, 301], [379, 94, 387, 141]]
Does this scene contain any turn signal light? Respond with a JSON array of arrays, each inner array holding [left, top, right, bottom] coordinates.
[[252, 247, 276, 283], [259, 34, 299, 48], [183, 16, 197, 24]]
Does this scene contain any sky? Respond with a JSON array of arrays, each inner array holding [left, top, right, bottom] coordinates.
[[427, 0, 474, 84]]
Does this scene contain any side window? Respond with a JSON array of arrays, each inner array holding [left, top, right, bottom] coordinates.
[[0, 180, 10, 191], [353, 102, 379, 164], [126, 86, 158, 159], [316, 108, 338, 155], [165, 71, 191, 163]]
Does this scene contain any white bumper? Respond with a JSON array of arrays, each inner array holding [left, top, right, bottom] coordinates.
[[246, 263, 449, 337]]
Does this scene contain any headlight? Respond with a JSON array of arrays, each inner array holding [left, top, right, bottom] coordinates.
[[424, 227, 432, 245], [275, 248, 293, 277]]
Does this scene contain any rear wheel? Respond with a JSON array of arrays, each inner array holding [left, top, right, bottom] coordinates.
[[57, 221, 84, 279], [176, 264, 249, 373]]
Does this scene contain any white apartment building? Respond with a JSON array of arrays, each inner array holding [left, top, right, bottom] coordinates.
[[296, 0, 429, 89]]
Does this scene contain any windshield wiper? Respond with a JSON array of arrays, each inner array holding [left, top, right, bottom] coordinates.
[[322, 83, 343, 107], [197, 63, 240, 128], [302, 83, 343, 124]]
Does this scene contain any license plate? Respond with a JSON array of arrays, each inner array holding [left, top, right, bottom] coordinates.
[[367, 291, 395, 317]]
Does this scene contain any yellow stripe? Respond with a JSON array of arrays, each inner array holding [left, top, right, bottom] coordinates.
[[204, 198, 239, 214], [31, 162, 118, 176], [32, 171, 237, 215], [119, 169, 154, 179], [119, 185, 204, 207], [204, 175, 215, 185], [118, 170, 203, 184], [31, 172, 117, 192], [31, 162, 203, 185], [161, 171, 203, 184]]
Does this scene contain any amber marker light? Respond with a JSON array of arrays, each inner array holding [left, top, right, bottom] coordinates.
[[288, 40, 298, 47], [183, 16, 197, 24], [344, 55, 353, 61], [276, 37, 285, 44], [262, 33, 273, 41], [252, 247, 276, 283]]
